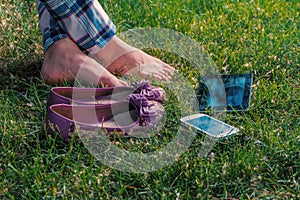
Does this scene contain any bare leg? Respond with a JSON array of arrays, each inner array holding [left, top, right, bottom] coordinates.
[[89, 36, 175, 81], [41, 38, 128, 87]]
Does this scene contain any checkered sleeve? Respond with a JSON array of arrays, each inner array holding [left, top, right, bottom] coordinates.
[[36, 0, 116, 53]]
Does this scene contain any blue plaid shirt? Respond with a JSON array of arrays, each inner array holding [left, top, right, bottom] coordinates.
[[36, 0, 116, 53]]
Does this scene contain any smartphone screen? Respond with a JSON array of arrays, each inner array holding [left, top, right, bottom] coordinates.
[[185, 115, 237, 137]]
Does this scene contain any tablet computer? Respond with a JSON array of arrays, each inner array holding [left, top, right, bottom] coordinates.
[[197, 74, 253, 111]]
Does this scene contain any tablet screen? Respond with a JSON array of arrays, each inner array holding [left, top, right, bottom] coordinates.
[[197, 74, 253, 111]]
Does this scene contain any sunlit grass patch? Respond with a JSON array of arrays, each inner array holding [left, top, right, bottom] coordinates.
[[0, 0, 299, 199]]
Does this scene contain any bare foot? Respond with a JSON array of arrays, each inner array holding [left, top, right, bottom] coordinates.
[[41, 38, 128, 87], [89, 36, 174, 80]]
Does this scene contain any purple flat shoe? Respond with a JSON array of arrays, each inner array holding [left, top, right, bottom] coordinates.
[[47, 80, 166, 107], [46, 94, 164, 140]]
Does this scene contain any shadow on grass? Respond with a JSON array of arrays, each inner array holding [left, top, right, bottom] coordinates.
[[0, 55, 44, 88]]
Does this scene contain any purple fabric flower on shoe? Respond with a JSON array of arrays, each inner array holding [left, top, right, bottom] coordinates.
[[132, 80, 167, 103]]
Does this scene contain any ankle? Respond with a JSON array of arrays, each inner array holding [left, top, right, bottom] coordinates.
[[41, 39, 86, 84]]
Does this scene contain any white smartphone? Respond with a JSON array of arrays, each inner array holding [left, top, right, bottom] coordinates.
[[180, 114, 239, 138]]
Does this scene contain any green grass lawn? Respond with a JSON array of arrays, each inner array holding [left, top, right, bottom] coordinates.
[[0, 0, 299, 199]]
